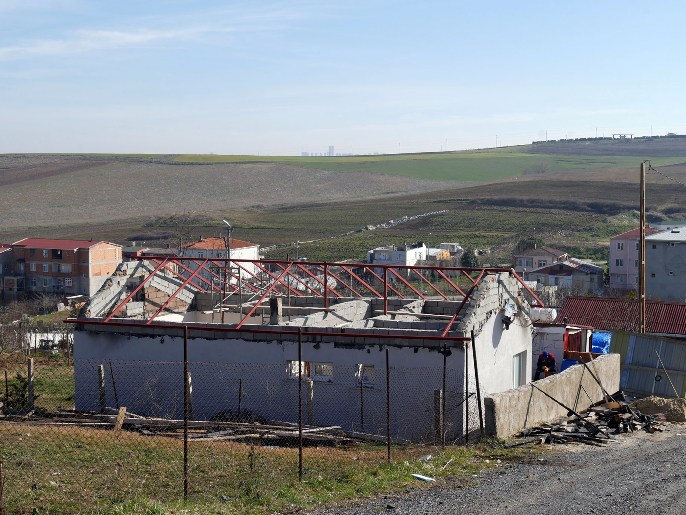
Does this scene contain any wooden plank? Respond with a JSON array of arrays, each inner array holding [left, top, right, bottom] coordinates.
[[113, 407, 127, 432]]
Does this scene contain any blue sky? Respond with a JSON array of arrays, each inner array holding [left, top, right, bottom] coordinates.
[[1, 0, 685, 155]]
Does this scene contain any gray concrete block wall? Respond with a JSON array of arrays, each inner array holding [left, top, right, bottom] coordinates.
[[484, 354, 620, 438]]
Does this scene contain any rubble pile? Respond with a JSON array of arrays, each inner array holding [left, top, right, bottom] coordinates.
[[518, 400, 663, 446], [631, 395, 686, 422]]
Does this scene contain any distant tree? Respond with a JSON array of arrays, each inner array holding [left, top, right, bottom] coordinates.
[[460, 249, 479, 268]]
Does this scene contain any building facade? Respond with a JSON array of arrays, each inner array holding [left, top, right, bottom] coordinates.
[[367, 243, 427, 267], [608, 227, 664, 291], [2, 238, 122, 299], [514, 246, 567, 274], [524, 259, 604, 294], [646, 228, 686, 302], [180, 236, 260, 286]]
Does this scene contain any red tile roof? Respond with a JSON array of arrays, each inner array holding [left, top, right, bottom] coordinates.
[[183, 237, 257, 251], [555, 296, 686, 335], [610, 227, 663, 240], [12, 238, 117, 250]]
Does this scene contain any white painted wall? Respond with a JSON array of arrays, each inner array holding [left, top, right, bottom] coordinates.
[[73, 330, 467, 442], [472, 310, 532, 393]]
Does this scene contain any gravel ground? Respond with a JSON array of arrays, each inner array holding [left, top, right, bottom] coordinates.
[[317, 423, 686, 515]]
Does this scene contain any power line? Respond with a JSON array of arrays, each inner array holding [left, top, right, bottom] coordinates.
[[647, 163, 686, 189]]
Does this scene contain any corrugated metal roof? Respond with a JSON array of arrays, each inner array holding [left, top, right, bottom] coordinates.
[[555, 296, 686, 335], [12, 238, 117, 250]]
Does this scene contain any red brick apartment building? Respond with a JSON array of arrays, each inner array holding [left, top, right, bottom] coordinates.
[[1, 238, 122, 300]]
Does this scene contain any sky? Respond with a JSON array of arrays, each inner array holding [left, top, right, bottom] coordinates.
[[1, 0, 686, 155]]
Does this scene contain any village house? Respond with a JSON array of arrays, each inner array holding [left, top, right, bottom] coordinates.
[[71, 257, 540, 442], [1, 238, 122, 300], [523, 258, 604, 294], [180, 236, 260, 285], [513, 246, 567, 274]]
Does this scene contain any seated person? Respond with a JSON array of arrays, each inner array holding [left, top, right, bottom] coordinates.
[[534, 351, 557, 380]]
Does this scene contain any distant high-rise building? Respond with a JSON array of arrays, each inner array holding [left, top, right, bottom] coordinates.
[[328, 145, 334, 157]]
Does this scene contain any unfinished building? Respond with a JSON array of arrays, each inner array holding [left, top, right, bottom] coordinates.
[[70, 257, 543, 442]]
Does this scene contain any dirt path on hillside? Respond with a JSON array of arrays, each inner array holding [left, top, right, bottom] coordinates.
[[318, 424, 686, 515]]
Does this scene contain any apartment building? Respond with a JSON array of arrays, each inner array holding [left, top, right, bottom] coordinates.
[[646, 228, 686, 301], [608, 227, 663, 290], [3, 238, 122, 299]]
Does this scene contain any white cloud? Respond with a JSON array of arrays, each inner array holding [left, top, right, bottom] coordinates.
[[0, 1, 329, 61]]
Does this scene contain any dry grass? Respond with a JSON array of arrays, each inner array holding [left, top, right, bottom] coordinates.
[[0, 422, 539, 514]]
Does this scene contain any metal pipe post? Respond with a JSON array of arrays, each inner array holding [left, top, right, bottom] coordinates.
[[471, 330, 484, 436], [298, 328, 303, 481], [464, 346, 469, 443], [441, 345, 447, 447], [639, 161, 647, 334], [183, 325, 189, 500], [386, 348, 391, 463]]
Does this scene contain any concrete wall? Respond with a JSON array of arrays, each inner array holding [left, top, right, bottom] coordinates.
[[483, 353, 620, 438], [73, 330, 467, 442]]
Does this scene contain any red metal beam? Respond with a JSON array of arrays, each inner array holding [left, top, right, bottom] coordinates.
[[326, 267, 364, 298], [153, 258, 213, 293], [509, 269, 545, 307], [104, 259, 169, 322], [367, 266, 404, 299], [339, 265, 382, 298], [440, 270, 485, 337], [388, 268, 426, 301], [146, 259, 209, 324], [216, 260, 262, 295], [293, 263, 333, 298], [273, 262, 325, 297], [253, 261, 303, 298], [236, 263, 295, 329], [435, 269, 466, 297], [410, 268, 448, 301]]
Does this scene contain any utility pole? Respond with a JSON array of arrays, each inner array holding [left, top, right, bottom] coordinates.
[[639, 162, 647, 334]]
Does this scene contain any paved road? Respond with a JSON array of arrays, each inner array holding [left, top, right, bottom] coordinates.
[[317, 424, 686, 515]]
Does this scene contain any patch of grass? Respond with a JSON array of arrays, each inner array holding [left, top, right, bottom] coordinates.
[[0, 423, 540, 513], [172, 151, 686, 182]]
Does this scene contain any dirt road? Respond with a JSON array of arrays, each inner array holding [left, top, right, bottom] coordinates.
[[319, 424, 686, 515]]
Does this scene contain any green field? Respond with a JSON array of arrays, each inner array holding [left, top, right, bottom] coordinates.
[[172, 150, 686, 182]]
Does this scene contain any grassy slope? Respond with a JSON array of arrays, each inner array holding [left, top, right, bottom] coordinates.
[[3, 139, 686, 262], [172, 150, 686, 182]]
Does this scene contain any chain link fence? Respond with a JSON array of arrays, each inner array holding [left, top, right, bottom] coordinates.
[[0, 343, 487, 512]]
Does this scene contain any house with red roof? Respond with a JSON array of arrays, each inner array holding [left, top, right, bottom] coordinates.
[[180, 236, 260, 287], [2, 238, 123, 299]]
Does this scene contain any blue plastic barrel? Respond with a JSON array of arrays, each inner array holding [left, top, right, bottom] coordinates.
[[591, 331, 612, 354]]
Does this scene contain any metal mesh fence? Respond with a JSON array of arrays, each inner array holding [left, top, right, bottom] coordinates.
[[0, 347, 487, 512]]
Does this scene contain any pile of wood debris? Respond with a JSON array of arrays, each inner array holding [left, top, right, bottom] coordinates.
[[0, 408, 365, 446], [516, 399, 663, 446]]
